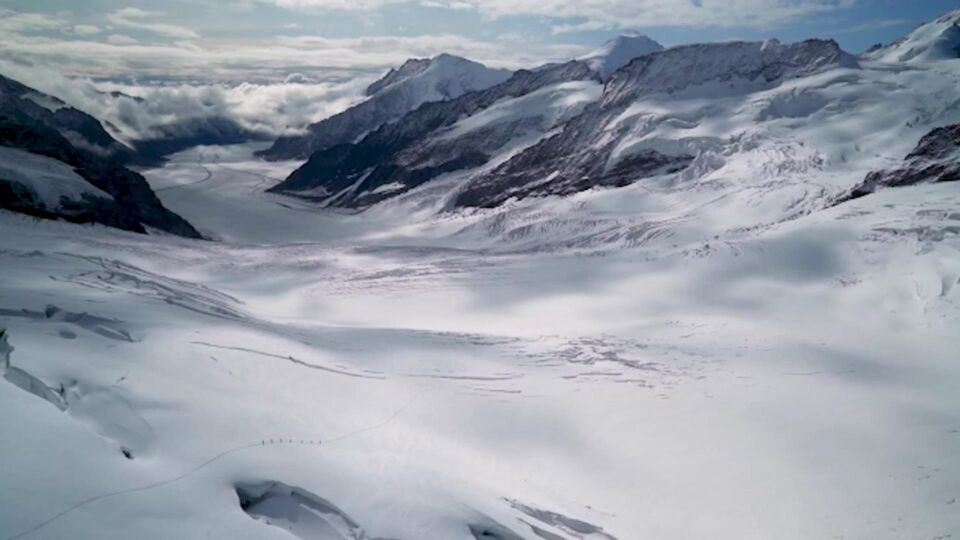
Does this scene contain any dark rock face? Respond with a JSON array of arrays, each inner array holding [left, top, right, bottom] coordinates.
[[0, 75, 141, 165], [907, 123, 960, 162], [0, 74, 201, 238], [455, 39, 855, 208], [268, 61, 599, 207], [455, 136, 693, 208], [847, 124, 960, 199]]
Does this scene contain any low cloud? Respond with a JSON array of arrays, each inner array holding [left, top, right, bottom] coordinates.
[[0, 57, 370, 143]]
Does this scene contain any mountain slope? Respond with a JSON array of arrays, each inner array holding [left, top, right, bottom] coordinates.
[[578, 33, 664, 78], [132, 116, 271, 163], [257, 55, 512, 161], [455, 39, 859, 208], [866, 8, 960, 63], [0, 74, 202, 237], [267, 60, 600, 208], [1, 75, 140, 166]]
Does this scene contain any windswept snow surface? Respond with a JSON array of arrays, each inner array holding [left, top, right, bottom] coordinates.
[[2, 33, 960, 540]]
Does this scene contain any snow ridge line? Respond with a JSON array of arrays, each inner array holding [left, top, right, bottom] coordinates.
[[2, 392, 421, 540]]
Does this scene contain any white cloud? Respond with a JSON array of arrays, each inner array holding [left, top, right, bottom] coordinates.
[[105, 8, 201, 40], [0, 29, 581, 83], [0, 56, 369, 142], [73, 24, 102, 35], [106, 34, 139, 45], [0, 26, 585, 144], [0, 9, 71, 33], [263, 0, 859, 29], [269, 0, 400, 11]]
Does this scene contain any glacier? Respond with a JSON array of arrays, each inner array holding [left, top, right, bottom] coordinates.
[[1, 9, 960, 540]]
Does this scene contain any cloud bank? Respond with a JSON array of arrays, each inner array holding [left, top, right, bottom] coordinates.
[[269, 0, 860, 30], [0, 58, 371, 144]]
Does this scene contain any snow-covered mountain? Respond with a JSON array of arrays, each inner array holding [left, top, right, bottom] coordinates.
[[866, 9, 960, 63], [268, 38, 859, 210], [268, 60, 599, 207], [578, 33, 664, 78], [0, 74, 201, 237], [257, 54, 512, 161], [366, 54, 512, 101], [456, 38, 858, 208], [1, 75, 140, 165]]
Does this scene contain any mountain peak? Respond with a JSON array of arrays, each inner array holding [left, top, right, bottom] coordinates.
[[579, 33, 664, 78], [365, 54, 509, 97], [601, 38, 858, 106], [261, 54, 512, 160], [430, 53, 472, 65], [866, 8, 960, 63]]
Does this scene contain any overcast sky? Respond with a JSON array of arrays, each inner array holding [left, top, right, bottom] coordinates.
[[1, 0, 957, 83]]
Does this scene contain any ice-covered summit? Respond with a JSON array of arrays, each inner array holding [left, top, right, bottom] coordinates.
[[365, 53, 511, 99], [258, 54, 511, 160], [866, 8, 960, 63], [578, 33, 664, 78]]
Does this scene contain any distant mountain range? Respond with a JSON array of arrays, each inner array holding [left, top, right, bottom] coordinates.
[[266, 12, 960, 214], [2, 9, 959, 235]]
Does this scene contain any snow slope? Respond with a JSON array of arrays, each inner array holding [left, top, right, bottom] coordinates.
[[0, 146, 113, 210], [577, 33, 664, 78], [0, 136, 958, 539], [269, 60, 599, 208], [867, 9, 960, 63]]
